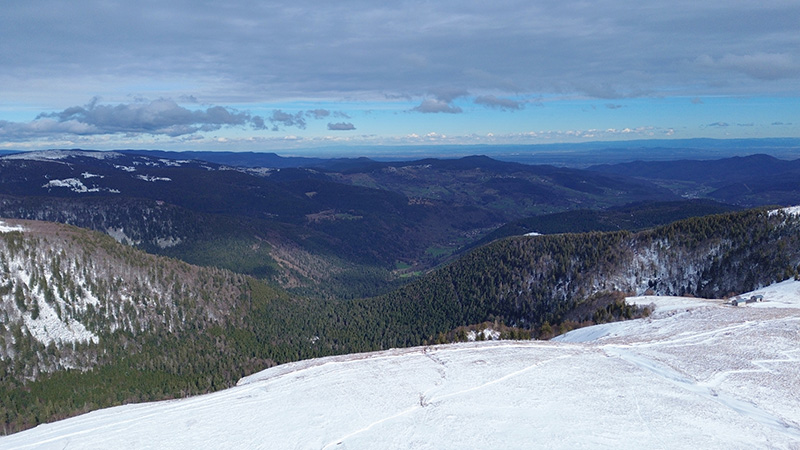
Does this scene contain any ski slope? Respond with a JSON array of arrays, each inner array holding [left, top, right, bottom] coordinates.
[[3, 282, 800, 449]]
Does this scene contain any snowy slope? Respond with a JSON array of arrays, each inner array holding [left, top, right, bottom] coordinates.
[[3, 283, 800, 449]]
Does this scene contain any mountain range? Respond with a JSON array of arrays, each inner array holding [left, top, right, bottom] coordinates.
[[588, 153, 800, 206], [0, 149, 683, 298]]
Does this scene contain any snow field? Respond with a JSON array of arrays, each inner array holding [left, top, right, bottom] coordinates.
[[3, 283, 800, 449], [0, 221, 25, 233]]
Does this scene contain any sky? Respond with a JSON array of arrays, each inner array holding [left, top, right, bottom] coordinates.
[[1, 0, 799, 155]]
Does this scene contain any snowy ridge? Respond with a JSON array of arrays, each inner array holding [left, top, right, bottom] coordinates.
[[5, 281, 800, 449], [2, 150, 124, 162]]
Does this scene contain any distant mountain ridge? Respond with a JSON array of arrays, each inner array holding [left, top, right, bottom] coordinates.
[[588, 153, 800, 206], [120, 137, 800, 166], [588, 153, 800, 183], [119, 149, 376, 170]]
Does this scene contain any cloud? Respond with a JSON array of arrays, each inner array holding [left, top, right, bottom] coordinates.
[[2, 1, 800, 112], [251, 115, 266, 129], [429, 88, 469, 103], [307, 109, 330, 119], [0, 118, 99, 139], [411, 88, 469, 114], [268, 110, 306, 131], [412, 99, 463, 114], [1, 98, 266, 139], [0, 98, 357, 142], [474, 95, 523, 111], [696, 53, 800, 81], [327, 122, 356, 131]]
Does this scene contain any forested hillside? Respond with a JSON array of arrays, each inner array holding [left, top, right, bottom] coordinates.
[[332, 207, 800, 347], [0, 220, 268, 431], [471, 199, 739, 248]]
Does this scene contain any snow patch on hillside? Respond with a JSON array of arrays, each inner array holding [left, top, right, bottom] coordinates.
[[135, 175, 172, 182], [106, 227, 141, 246], [770, 205, 800, 216], [466, 328, 500, 341], [155, 236, 182, 248], [42, 178, 99, 193], [629, 295, 719, 315], [22, 295, 98, 346], [2, 260, 100, 349], [0, 221, 25, 233], [41, 178, 119, 194], [158, 159, 189, 167]]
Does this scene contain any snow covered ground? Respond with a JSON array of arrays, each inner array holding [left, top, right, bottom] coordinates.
[[0, 221, 25, 233], [3, 282, 800, 449]]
